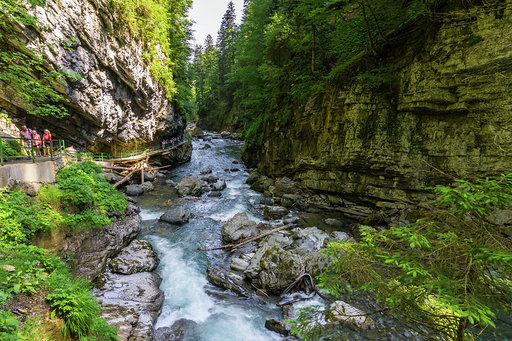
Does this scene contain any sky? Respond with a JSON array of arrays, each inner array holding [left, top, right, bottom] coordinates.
[[188, 0, 245, 47]]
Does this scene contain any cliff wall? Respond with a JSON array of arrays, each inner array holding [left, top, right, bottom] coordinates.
[[1, 0, 185, 153], [245, 2, 512, 218]]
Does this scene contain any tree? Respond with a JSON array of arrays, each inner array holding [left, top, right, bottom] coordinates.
[[291, 174, 512, 340]]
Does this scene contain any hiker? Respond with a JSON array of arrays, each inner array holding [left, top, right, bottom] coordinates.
[[43, 129, 52, 156], [32, 130, 42, 156], [19, 125, 33, 154]]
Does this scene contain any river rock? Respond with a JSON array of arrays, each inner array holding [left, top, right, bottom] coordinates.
[[201, 175, 218, 184], [281, 194, 302, 208], [35, 213, 142, 281], [331, 231, 354, 242], [165, 179, 176, 186], [103, 172, 124, 184], [125, 184, 144, 196], [246, 246, 302, 295], [176, 177, 204, 197], [230, 258, 250, 272], [156, 172, 166, 179], [109, 240, 159, 275], [274, 177, 299, 197], [199, 167, 212, 175], [207, 265, 254, 298], [246, 171, 261, 185], [325, 218, 344, 228], [221, 212, 259, 243], [251, 176, 275, 193], [143, 172, 155, 181], [264, 206, 290, 219], [328, 301, 376, 331], [208, 191, 222, 198], [211, 180, 227, 191], [200, 143, 211, 150], [159, 206, 190, 225], [94, 272, 164, 340], [290, 227, 330, 253], [265, 319, 291, 336], [141, 181, 154, 192], [154, 319, 198, 341]]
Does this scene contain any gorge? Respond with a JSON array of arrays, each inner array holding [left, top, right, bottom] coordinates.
[[1, 0, 512, 340]]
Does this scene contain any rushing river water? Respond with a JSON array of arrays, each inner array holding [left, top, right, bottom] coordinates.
[[134, 136, 512, 341], [136, 137, 282, 340]]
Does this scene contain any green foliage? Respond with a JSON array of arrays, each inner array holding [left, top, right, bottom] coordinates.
[[0, 161, 127, 243], [0, 138, 23, 158], [298, 174, 512, 340], [0, 309, 19, 341], [46, 277, 113, 340], [0, 243, 118, 340], [56, 161, 128, 231], [467, 34, 483, 46], [109, 0, 193, 108], [0, 1, 69, 118], [0, 189, 44, 244]]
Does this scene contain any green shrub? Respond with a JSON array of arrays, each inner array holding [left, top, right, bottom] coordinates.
[[55, 161, 128, 230], [0, 243, 118, 340], [0, 189, 42, 244], [0, 139, 23, 158], [0, 309, 19, 341], [293, 174, 512, 340]]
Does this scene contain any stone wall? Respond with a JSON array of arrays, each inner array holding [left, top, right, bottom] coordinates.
[[0, 0, 185, 154], [246, 2, 512, 217]]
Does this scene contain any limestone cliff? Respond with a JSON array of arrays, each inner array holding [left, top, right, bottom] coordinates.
[[245, 2, 512, 219], [0, 0, 186, 154]]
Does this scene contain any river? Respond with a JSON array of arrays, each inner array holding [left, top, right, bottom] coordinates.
[[136, 136, 282, 340], [134, 136, 512, 341]]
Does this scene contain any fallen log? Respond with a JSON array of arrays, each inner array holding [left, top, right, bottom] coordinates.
[[198, 223, 293, 252], [113, 169, 139, 188]]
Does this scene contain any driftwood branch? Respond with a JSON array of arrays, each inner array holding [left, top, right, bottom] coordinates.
[[198, 223, 293, 252], [113, 169, 138, 188]]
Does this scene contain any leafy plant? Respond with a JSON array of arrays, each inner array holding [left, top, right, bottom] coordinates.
[[0, 243, 118, 340], [294, 174, 512, 340]]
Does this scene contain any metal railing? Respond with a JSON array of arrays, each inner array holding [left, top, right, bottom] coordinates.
[[0, 136, 65, 165], [0, 135, 186, 165]]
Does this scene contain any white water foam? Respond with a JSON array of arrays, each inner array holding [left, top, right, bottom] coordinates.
[[149, 236, 215, 328], [139, 208, 163, 222], [208, 203, 261, 223]]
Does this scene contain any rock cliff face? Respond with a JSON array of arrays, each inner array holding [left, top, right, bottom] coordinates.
[[1, 0, 185, 154], [245, 2, 512, 218]]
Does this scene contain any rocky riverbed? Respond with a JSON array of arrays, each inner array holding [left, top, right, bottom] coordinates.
[[115, 132, 435, 341]]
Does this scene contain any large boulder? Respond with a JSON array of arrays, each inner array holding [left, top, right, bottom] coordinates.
[[109, 240, 159, 275], [264, 206, 290, 220], [251, 176, 275, 193], [211, 180, 227, 191], [207, 265, 254, 298], [176, 177, 204, 197], [125, 184, 144, 196], [246, 246, 302, 295], [328, 301, 376, 331], [154, 319, 198, 341], [290, 227, 330, 255], [265, 319, 291, 336], [102, 172, 124, 184], [221, 212, 259, 243], [273, 177, 299, 197], [94, 272, 164, 340], [159, 206, 190, 225]]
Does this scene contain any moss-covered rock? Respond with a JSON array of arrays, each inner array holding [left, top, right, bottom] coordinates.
[[245, 2, 512, 219]]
